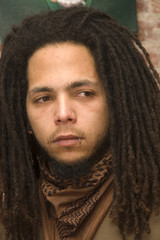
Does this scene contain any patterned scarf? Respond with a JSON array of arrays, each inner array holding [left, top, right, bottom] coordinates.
[[39, 154, 113, 240]]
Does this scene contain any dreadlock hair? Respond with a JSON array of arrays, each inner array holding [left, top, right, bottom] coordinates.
[[0, 6, 160, 240]]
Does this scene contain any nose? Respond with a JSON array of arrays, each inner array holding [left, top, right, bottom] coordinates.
[[54, 96, 77, 125]]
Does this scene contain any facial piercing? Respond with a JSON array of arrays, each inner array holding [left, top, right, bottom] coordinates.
[[78, 138, 81, 145]]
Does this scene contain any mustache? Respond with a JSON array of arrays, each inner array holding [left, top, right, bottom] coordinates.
[[47, 126, 86, 144]]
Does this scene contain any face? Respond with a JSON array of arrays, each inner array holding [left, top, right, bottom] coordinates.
[[26, 42, 109, 166]]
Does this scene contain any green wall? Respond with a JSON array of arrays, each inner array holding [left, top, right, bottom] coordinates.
[[0, 0, 138, 43]]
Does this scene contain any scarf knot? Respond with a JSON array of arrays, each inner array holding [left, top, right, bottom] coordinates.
[[40, 154, 112, 240]]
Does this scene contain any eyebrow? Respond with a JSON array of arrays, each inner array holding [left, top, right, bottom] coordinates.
[[28, 80, 98, 95], [66, 80, 98, 90]]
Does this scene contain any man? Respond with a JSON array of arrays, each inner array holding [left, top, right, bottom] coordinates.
[[0, 6, 160, 240]]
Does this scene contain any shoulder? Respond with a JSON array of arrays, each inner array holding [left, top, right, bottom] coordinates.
[[93, 212, 160, 240]]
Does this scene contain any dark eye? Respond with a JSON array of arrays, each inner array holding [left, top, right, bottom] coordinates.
[[35, 96, 51, 103], [77, 91, 95, 97]]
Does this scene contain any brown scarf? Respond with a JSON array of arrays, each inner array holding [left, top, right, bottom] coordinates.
[[39, 154, 113, 240]]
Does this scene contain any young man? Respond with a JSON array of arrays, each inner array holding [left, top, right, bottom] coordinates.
[[0, 7, 160, 240]]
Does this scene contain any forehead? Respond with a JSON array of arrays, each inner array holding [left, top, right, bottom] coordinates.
[[27, 42, 102, 90], [28, 42, 95, 68]]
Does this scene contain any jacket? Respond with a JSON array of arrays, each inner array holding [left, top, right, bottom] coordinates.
[[0, 207, 160, 239]]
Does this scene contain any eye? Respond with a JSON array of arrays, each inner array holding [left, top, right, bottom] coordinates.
[[35, 96, 52, 103], [77, 91, 95, 97]]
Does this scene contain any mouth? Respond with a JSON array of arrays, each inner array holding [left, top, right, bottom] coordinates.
[[53, 134, 83, 147]]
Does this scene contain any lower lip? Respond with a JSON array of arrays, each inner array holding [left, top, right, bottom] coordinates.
[[54, 139, 80, 146]]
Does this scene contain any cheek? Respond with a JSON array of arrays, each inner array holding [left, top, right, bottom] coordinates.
[[86, 102, 108, 125], [27, 110, 49, 141], [82, 106, 109, 137], [27, 105, 49, 127], [95, 108, 109, 135]]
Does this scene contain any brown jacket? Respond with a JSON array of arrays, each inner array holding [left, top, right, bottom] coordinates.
[[93, 212, 160, 240], [0, 210, 160, 239], [39, 187, 160, 240]]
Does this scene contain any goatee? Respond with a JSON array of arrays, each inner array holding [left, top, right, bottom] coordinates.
[[31, 132, 110, 179]]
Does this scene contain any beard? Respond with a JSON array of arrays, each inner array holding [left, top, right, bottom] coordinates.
[[31, 130, 110, 179]]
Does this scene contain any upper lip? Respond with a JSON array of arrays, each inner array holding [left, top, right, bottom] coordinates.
[[54, 134, 81, 142]]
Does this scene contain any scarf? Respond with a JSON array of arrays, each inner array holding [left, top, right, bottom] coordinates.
[[39, 154, 113, 240]]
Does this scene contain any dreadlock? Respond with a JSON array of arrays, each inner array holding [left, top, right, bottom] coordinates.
[[0, 6, 160, 240]]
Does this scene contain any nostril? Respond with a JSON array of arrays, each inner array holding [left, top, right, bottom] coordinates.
[[54, 110, 76, 124]]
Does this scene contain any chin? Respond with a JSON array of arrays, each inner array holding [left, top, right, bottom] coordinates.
[[52, 154, 90, 165]]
